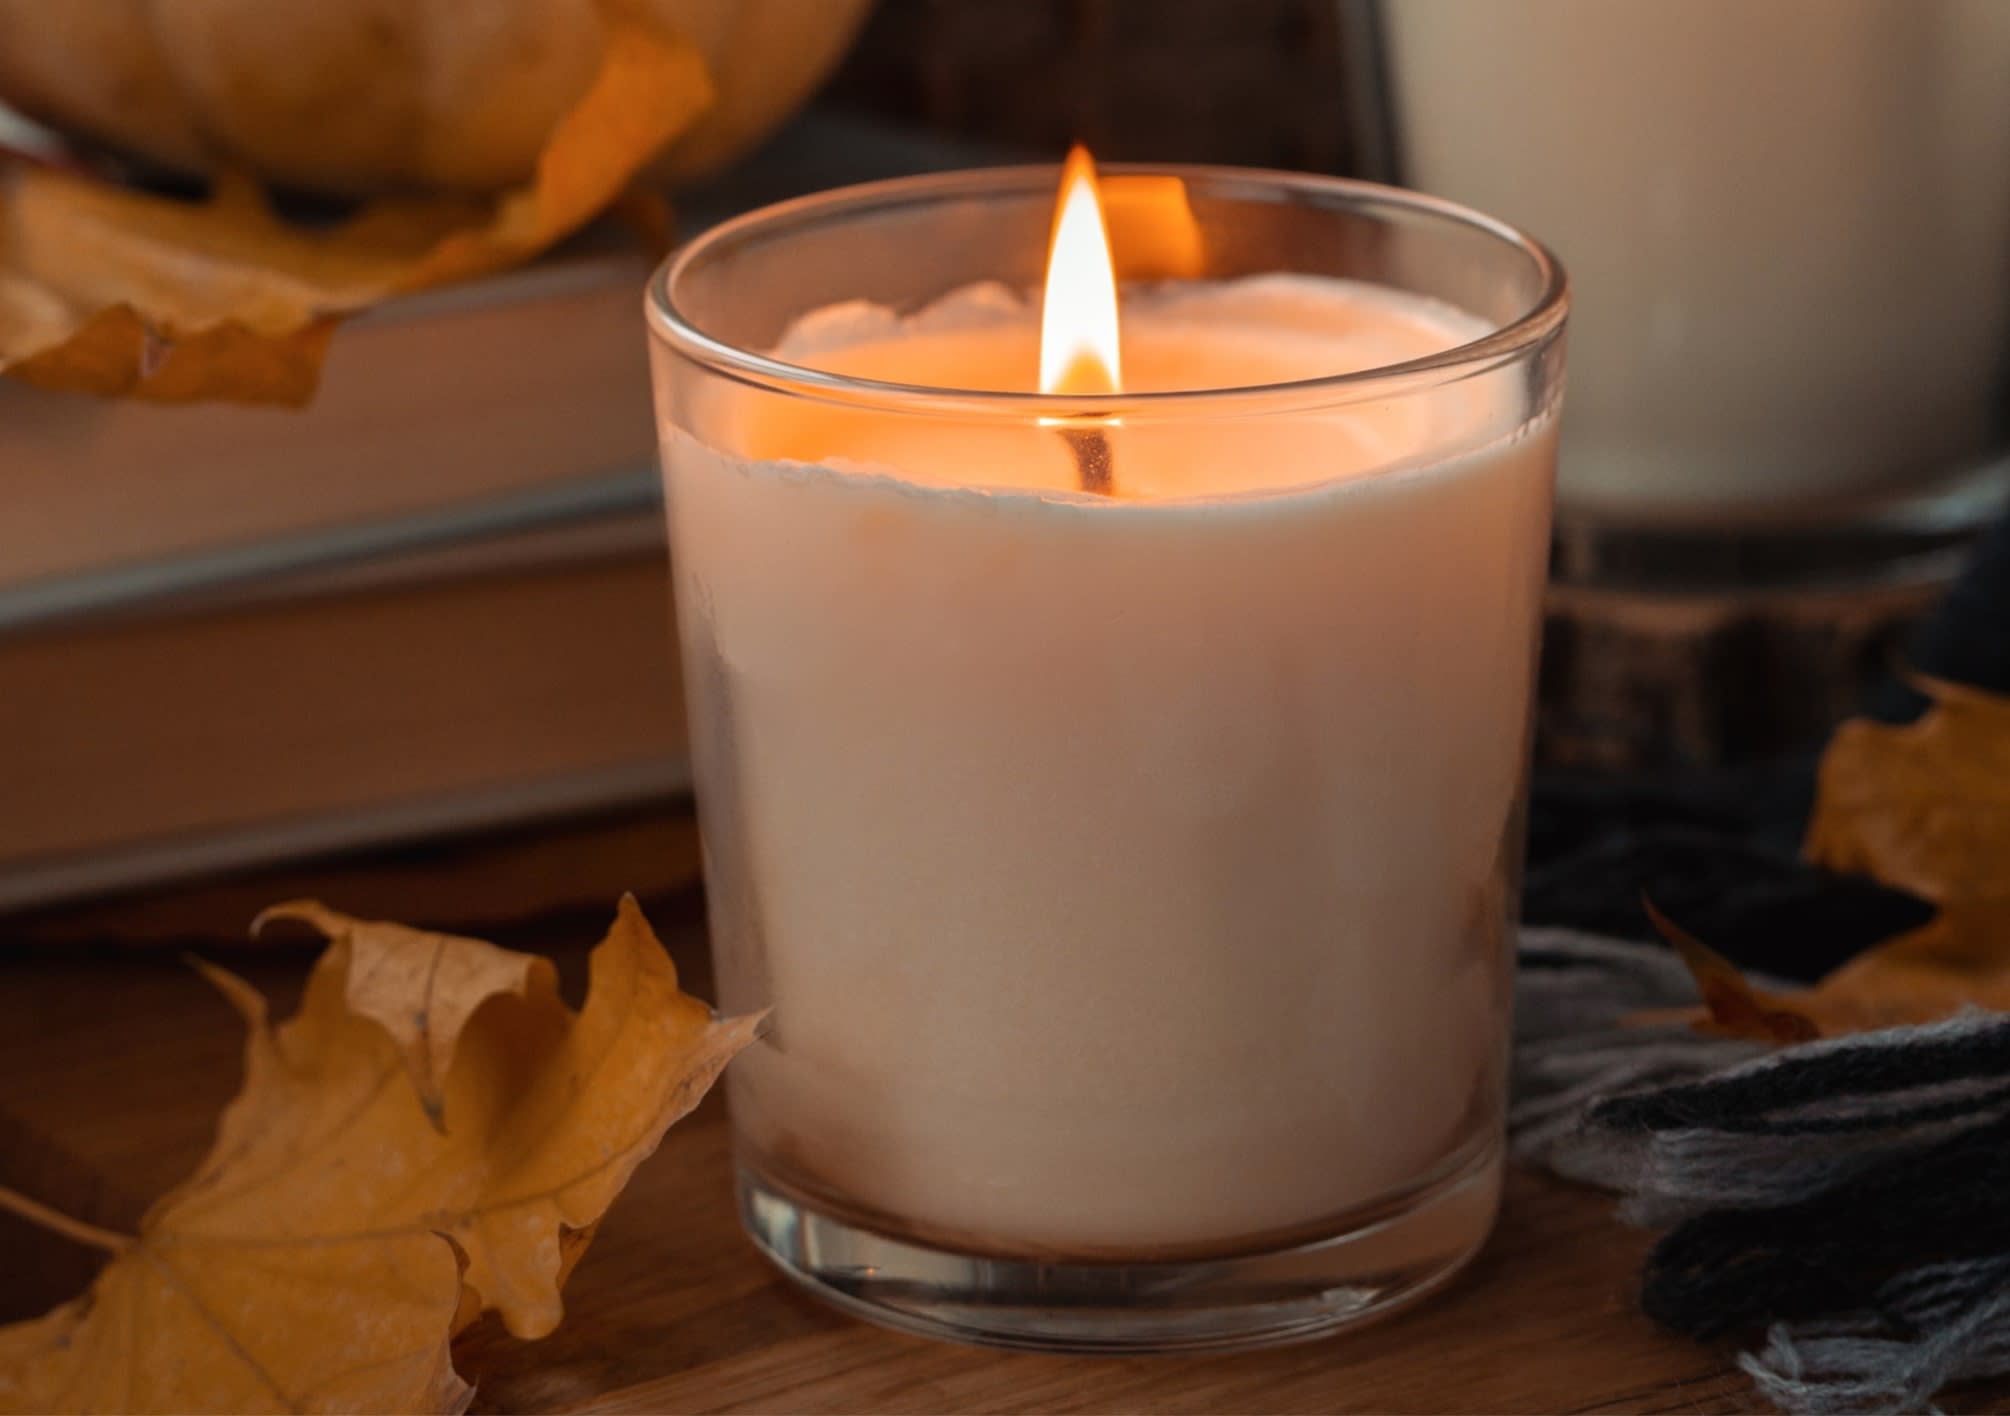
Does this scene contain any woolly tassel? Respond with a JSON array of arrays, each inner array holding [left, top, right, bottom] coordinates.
[[1742, 1256, 2010, 1416], [1592, 1017, 2010, 1229], [1512, 928, 1764, 1181], [1512, 929, 2010, 1415], [1634, 1108, 2010, 1338]]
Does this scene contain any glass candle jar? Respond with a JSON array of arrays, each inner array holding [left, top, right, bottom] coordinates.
[[647, 165, 1566, 1352]]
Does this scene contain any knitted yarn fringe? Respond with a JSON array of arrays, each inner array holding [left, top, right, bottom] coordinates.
[[1514, 928, 2010, 1415]]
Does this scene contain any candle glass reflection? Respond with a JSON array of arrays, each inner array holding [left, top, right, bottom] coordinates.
[[647, 166, 1567, 1353]]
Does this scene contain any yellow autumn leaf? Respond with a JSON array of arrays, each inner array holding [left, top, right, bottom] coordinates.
[[1641, 898, 1819, 1043], [1658, 677, 2010, 1041], [0, 896, 760, 1415], [0, 6, 709, 405], [1805, 673, 2010, 907], [1649, 897, 2010, 1041], [252, 899, 558, 1131], [1791, 898, 2010, 1031]]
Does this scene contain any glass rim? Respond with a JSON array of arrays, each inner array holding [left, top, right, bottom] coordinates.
[[646, 162, 1569, 420]]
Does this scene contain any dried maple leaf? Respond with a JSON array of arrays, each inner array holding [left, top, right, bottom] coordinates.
[[1805, 673, 2010, 906], [1653, 676, 2010, 1040], [1653, 898, 2010, 1041], [0, 7, 709, 404], [0, 896, 759, 1415], [1790, 898, 2010, 1033], [252, 900, 557, 1131]]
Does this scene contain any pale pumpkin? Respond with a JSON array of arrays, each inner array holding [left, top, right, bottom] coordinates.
[[0, 0, 873, 196]]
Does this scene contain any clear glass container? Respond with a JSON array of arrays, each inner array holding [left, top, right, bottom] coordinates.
[[647, 165, 1567, 1352]]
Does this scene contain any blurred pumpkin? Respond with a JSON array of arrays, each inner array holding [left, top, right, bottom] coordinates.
[[0, 0, 873, 196]]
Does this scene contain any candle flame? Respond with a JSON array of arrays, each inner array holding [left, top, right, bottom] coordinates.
[[1040, 146, 1122, 397]]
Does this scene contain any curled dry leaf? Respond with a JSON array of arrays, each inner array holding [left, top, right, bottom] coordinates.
[[1642, 898, 1819, 1043], [0, 9, 709, 404], [1652, 898, 2010, 1042], [0, 896, 760, 1415], [1785, 898, 2010, 1033], [1805, 673, 2010, 907], [1656, 677, 2010, 1041], [251, 899, 556, 1131]]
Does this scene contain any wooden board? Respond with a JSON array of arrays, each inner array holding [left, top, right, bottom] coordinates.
[[0, 807, 1990, 1414]]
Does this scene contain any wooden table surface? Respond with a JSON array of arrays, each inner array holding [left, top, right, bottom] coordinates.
[[0, 808, 1775, 1414]]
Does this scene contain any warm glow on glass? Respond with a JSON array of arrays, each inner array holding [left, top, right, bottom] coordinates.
[[1039, 146, 1122, 396]]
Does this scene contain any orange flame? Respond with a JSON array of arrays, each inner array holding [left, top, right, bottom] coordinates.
[[1039, 146, 1122, 397]]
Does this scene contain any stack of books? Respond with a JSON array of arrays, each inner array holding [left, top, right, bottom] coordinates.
[[1, 111, 1009, 912], [0, 235, 687, 911]]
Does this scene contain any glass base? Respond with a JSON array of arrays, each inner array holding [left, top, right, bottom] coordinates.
[[738, 1140, 1503, 1355]]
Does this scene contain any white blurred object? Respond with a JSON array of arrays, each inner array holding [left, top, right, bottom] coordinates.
[[1383, 0, 2010, 523]]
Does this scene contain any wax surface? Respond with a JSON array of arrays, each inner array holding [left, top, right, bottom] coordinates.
[[661, 275, 1557, 1252], [740, 275, 1501, 500]]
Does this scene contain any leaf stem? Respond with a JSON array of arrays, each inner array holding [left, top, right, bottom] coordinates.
[[0, 1184, 133, 1255]]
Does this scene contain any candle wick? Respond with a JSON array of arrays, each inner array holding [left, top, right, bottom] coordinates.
[[1060, 425, 1114, 496]]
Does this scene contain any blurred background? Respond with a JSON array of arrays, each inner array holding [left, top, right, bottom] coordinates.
[[2, 0, 2007, 912], [823, 0, 1364, 171]]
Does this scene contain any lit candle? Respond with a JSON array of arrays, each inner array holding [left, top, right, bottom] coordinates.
[[649, 155, 1567, 1350]]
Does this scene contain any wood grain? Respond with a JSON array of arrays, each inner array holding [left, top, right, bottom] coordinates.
[[0, 807, 1977, 1413]]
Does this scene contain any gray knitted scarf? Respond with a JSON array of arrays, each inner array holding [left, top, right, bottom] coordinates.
[[1512, 928, 2010, 1416]]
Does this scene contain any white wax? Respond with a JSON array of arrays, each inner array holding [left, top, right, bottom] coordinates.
[[665, 275, 1557, 1252]]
